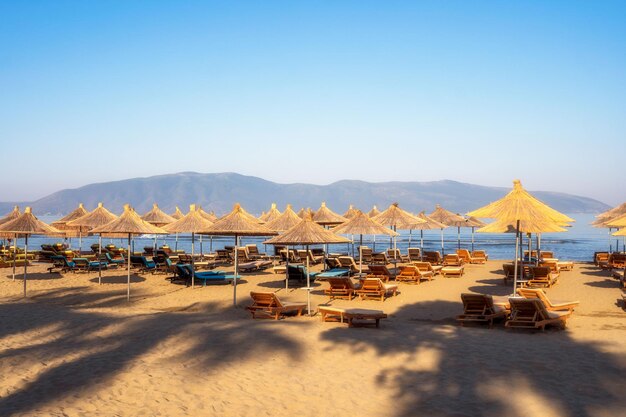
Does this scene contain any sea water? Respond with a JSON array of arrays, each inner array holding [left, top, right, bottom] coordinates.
[[9, 213, 624, 262]]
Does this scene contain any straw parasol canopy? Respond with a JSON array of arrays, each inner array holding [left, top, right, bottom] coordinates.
[[373, 203, 425, 229], [265, 204, 302, 232], [170, 206, 185, 220], [265, 211, 350, 314], [312, 202, 347, 225], [259, 203, 282, 223], [331, 210, 398, 273], [478, 218, 567, 234], [592, 202, 626, 227], [141, 203, 175, 226], [50, 203, 89, 231], [198, 206, 219, 223], [202, 203, 277, 306], [342, 205, 359, 220], [91, 205, 167, 301], [66, 202, 119, 284], [0, 205, 20, 226], [467, 180, 574, 225], [163, 204, 215, 289], [468, 180, 572, 292], [297, 207, 307, 219], [0, 207, 63, 295], [606, 212, 626, 228], [332, 210, 399, 237], [368, 205, 381, 218], [429, 204, 465, 226], [410, 212, 447, 230]]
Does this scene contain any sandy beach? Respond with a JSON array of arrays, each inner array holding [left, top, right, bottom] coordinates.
[[1, 259, 625, 417]]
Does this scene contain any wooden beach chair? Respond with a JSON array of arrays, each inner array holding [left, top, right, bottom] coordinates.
[[324, 276, 361, 300], [528, 266, 559, 288], [246, 291, 307, 320], [386, 248, 408, 262], [412, 261, 442, 276], [506, 298, 571, 331], [359, 246, 373, 264], [456, 249, 482, 264], [396, 265, 432, 284], [471, 250, 488, 262], [443, 253, 464, 266], [355, 278, 398, 301], [516, 287, 579, 312], [366, 264, 396, 282], [423, 251, 442, 265], [441, 265, 465, 278], [457, 293, 508, 328], [407, 247, 421, 262]]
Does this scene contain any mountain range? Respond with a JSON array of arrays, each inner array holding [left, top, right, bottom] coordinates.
[[0, 172, 610, 217]]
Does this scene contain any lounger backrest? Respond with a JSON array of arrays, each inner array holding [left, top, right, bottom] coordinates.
[[531, 266, 551, 279], [246, 245, 260, 255], [399, 265, 418, 276], [456, 249, 471, 260], [407, 248, 421, 259], [327, 277, 354, 290], [250, 291, 282, 308], [412, 261, 431, 272], [509, 298, 549, 321], [360, 278, 383, 291], [368, 264, 390, 277], [460, 293, 493, 314], [541, 251, 554, 258]]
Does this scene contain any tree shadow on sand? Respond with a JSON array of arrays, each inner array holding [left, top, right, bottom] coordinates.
[[320, 300, 626, 417], [0, 292, 303, 416]]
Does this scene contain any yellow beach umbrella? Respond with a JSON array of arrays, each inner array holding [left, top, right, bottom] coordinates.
[[202, 203, 277, 306], [0, 207, 62, 296], [259, 203, 282, 223], [91, 205, 167, 301], [429, 205, 466, 253]]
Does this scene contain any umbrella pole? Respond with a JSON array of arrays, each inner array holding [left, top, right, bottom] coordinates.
[[409, 229, 412, 247], [306, 244, 311, 316], [359, 235, 363, 274], [127, 234, 131, 301], [210, 235, 213, 253], [12, 235, 16, 281], [175, 233, 179, 252], [285, 245, 289, 290], [233, 235, 238, 307], [200, 234, 203, 257], [420, 230, 424, 261], [23, 234, 28, 297], [471, 227, 475, 253], [373, 235, 376, 252], [79, 231, 83, 255], [440, 228, 444, 256], [98, 235, 102, 285], [457, 226, 460, 250], [191, 232, 195, 289], [536, 234, 541, 266], [513, 220, 520, 295]]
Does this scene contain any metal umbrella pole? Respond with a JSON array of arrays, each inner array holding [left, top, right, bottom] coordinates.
[[512, 220, 520, 295]]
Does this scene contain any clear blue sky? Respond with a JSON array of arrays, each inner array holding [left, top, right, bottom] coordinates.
[[1, 1, 624, 205]]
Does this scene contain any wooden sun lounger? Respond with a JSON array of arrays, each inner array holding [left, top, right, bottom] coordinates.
[[506, 298, 571, 331], [441, 265, 464, 278], [412, 261, 442, 276], [457, 293, 508, 328], [318, 306, 387, 327], [246, 291, 306, 320], [516, 288, 579, 312], [396, 265, 432, 284], [528, 266, 558, 288], [355, 278, 398, 301], [324, 276, 361, 300]]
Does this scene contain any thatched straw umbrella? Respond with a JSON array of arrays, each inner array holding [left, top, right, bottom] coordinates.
[[259, 203, 282, 223], [428, 204, 465, 254], [202, 203, 277, 306], [408, 212, 447, 260], [265, 204, 301, 232], [265, 211, 350, 315], [170, 206, 185, 220], [66, 202, 118, 284], [312, 202, 346, 226], [91, 205, 167, 301], [297, 208, 307, 219], [464, 216, 487, 252], [331, 210, 398, 273], [51, 203, 89, 252], [163, 205, 214, 289], [141, 203, 175, 253], [593, 203, 626, 252], [373, 203, 425, 260], [0, 206, 21, 250], [0, 207, 62, 296], [342, 205, 359, 220], [468, 179, 572, 292], [0, 206, 20, 226], [368, 205, 381, 218], [196, 206, 219, 254]]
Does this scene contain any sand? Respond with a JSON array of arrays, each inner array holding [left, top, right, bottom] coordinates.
[[0, 259, 625, 417]]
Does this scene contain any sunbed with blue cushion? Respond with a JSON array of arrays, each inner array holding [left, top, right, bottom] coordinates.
[[316, 268, 351, 280], [175, 264, 238, 287]]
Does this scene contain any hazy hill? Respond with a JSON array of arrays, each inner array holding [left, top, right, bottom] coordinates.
[[0, 172, 610, 217]]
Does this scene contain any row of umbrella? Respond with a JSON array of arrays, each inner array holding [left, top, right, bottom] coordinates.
[[2, 181, 612, 302]]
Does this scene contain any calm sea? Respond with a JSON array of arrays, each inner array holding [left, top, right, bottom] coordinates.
[[9, 213, 624, 262]]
